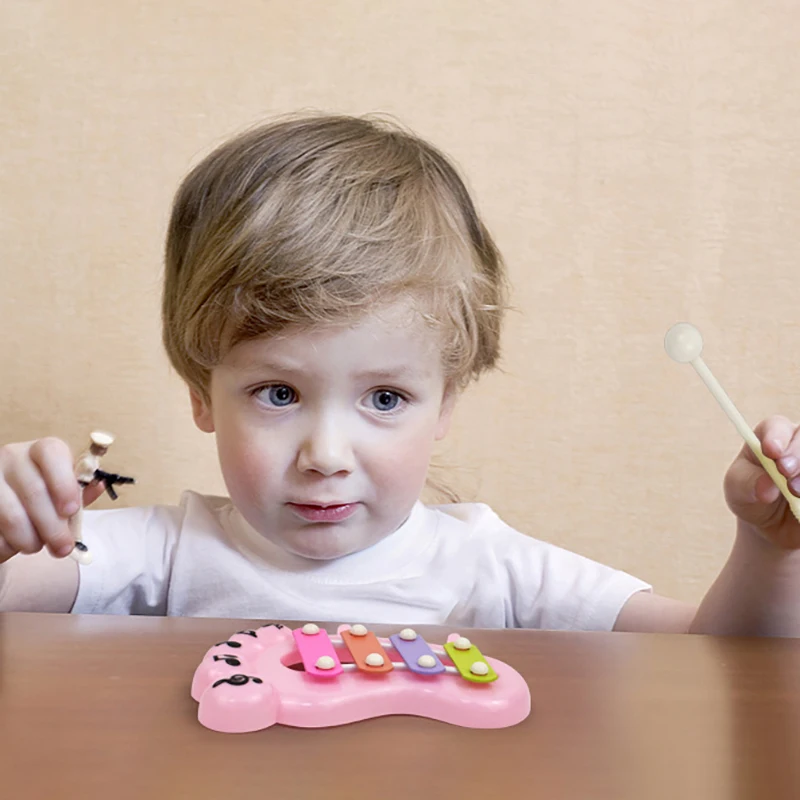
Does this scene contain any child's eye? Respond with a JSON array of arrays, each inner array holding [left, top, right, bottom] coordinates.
[[369, 390, 403, 412], [256, 384, 297, 407]]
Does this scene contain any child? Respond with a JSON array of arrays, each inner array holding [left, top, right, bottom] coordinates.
[[1, 113, 800, 636]]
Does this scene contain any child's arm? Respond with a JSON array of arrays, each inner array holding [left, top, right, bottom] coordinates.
[[0, 549, 79, 611], [613, 592, 696, 633], [0, 438, 102, 612], [615, 415, 800, 636], [687, 520, 800, 636], [687, 414, 800, 636]]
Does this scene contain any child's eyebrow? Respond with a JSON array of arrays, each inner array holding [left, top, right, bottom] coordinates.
[[229, 358, 431, 382], [351, 366, 429, 382], [225, 359, 304, 377]]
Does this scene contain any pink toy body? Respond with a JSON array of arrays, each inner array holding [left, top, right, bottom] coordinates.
[[191, 623, 531, 732]]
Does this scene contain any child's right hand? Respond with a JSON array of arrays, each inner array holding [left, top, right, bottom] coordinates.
[[0, 438, 105, 564]]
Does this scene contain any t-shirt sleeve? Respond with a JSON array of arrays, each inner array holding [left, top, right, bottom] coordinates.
[[71, 503, 185, 616], [440, 503, 652, 631], [508, 533, 652, 631]]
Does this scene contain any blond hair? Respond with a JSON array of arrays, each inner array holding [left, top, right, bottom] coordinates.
[[162, 113, 508, 399]]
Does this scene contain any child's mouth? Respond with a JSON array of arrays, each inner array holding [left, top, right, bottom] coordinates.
[[286, 502, 360, 523]]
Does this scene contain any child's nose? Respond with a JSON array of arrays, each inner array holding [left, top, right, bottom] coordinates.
[[296, 419, 355, 477]]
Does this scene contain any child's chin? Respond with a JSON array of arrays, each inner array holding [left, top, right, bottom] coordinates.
[[285, 533, 370, 561]]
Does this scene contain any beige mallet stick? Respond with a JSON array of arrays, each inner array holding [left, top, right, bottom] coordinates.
[[665, 322, 800, 523]]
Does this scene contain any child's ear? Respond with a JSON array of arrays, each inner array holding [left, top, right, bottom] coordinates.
[[189, 388, 215, 433], [435, 384, 458, 440]]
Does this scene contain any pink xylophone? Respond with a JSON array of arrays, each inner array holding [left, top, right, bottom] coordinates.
[[191, 622, 531, 732]]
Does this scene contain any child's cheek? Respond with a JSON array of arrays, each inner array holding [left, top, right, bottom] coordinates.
[[375, 428, 438, 496], [217, 430, 283, 498]]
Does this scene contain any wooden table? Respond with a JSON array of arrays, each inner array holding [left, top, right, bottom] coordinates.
[[2, 613, 800, 799]]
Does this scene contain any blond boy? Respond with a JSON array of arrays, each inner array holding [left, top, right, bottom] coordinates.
[[1, 114, 800, 636]]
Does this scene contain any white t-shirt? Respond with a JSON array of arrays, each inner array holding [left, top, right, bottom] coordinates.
[[72, 491, 650, 630]]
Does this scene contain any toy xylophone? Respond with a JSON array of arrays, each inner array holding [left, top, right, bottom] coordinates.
[[191, 622, 531, 732]]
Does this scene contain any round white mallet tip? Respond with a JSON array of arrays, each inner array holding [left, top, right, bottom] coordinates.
[[664, 322, 704, 363]]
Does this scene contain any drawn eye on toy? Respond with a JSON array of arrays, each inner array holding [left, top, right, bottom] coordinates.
[[211, 674, 264, 689], [212, 655, 242, 667], [257, 623, 284, 630], [236, 630, 258, 638], [214, 640, 243, 648]]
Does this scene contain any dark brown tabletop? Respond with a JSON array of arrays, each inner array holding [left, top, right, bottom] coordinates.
[[2, 612, 800, 799]]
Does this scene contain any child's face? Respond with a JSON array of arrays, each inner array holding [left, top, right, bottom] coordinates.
[[190, 300, 456, 560]]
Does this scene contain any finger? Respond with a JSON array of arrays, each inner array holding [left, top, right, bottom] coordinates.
[[0, 537, 17, 564], [754, 471, 783, 504], [750, 417, 800, 492], [4, 461, 73, 553], [0, 482, 44, 556], [724, 456, 784, 529], [773, 429, 800, 492], [45, 540, 75, 559], [28, 437, 81, 517], [755, 416, 797, 460], [82, 481, 106, 507]]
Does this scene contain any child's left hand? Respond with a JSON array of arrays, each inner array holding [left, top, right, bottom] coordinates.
[[724, 415, 800, 549]]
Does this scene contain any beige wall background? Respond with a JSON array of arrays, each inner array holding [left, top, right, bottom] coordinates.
[[2, 1, 799, 605]]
